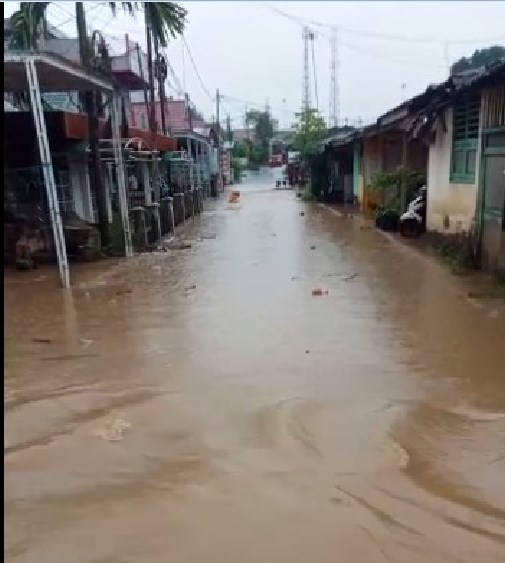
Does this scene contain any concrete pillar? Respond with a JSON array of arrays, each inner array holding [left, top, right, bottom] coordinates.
[[187, 137, 195, 190], [83, 167, 94, 222], [102, 164, 113, 223], [141, 161, 151, 205]]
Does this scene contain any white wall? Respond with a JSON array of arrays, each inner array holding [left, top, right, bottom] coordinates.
[[427, 106, 481, 233]]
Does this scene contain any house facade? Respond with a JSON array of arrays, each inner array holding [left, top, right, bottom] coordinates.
[[315, 63, 504, 272], [426, 67, 505, 271], [427, 93, 482, 233]]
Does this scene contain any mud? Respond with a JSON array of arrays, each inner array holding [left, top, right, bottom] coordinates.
[[4, 171, 505, 562]]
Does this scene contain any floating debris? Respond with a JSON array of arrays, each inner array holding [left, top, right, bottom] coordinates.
[[115, 289, 132, 296], [310, 245, 316, 250], [300, 212, 305, 217], [95, 417, 131, 442], [32, 338, 52, 344], [41, 353, 99, 361], [80, 338, 94, 349], [185, 284, 197, 291], [343, 273, 358, 282], [312, 288, 329, 296]]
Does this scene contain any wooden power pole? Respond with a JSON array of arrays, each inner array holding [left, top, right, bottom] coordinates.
[[75, 2, 109, 247]]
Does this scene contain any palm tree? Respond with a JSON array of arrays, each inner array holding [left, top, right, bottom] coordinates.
[[109, 3, 187, 134], [9, 2, 187, 246], [9, 2, 50, 50]]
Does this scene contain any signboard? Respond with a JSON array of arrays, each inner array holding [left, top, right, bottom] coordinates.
[[42, 92, 80, 112]]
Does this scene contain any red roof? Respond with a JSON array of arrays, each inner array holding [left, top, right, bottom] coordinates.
[[130, 99, 206, 132]]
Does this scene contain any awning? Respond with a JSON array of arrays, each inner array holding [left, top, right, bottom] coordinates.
[[4, 50, 114, 93], [3, 50, 131, 288]]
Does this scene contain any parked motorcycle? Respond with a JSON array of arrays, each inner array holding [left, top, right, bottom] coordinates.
[[399, 186, 427, 238]]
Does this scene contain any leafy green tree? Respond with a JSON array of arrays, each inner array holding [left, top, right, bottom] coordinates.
[[293, 108, 327, 161], [232, 142, 248, 159], [451, 45, 505, 75], [246, 110, 274, 150]]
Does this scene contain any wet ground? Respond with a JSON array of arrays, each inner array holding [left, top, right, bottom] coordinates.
[[5, 171, 505, 562]]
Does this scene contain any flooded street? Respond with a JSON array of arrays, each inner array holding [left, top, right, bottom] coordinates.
[[5, 172, 505, 563]]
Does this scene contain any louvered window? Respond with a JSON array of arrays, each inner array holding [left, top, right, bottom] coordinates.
[[450, 95, 480, 183]]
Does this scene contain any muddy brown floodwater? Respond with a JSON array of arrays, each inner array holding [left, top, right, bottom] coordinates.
[[4, 172, 505, 563]]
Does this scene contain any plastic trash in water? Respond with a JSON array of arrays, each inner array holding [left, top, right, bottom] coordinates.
[[312, 288, 329, 296], [95, 417, 131, 442]]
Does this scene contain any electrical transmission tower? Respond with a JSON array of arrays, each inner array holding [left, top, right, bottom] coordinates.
[[329, 26, 339, 128], [302, 26, 311, 111]]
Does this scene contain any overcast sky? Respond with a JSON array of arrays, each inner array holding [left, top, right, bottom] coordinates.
[[4, 1, 505, 129]]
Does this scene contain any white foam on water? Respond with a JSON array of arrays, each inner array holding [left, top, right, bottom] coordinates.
[[94, 417, 132, 442]]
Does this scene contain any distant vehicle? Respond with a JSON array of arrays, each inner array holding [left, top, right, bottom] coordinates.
[[274, 165, 288, 188], [287, 151, 300, 164], [269, 154, 283, 167], [287, 152, 306, 187]]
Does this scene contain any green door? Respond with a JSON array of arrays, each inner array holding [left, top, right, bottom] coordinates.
[[480, 132, 505, 272]]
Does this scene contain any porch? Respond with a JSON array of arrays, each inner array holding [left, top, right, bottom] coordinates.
[[4, 51, 131, 288]]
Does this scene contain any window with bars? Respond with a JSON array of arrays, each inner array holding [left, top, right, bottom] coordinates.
[[55, 169, 74, 213], [450, 95, 480, 184]]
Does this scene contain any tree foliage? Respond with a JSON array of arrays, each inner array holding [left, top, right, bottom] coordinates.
[[9, 2, 50, 50], [9, 3, 186, 52], [232, 142, 248, 159], [245, 110, 274, 149], [450, 45, 505, 75], [293, 108, 327, 161], [109, 2, 187, 47]]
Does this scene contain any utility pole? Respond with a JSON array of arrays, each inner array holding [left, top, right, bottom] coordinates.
[[310, 31, 318, 112], [216, 89, 220, 139], [145, 8, 156, 135], [244, 105, 249, 141], [302, 26, 311, 111], [185, 92, 193, 131], [226, 114, 232, 142], [154, 35, 167, 136], [329, 26, 339, 128], [75, 2, 109, 247], [216, 89, 222, 191]]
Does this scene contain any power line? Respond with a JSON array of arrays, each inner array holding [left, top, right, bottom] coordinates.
[[181, 36, 214, 101], [221, 94, 300, 115], [340, 39, 447, 69], [262, 3, 505, 45]]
